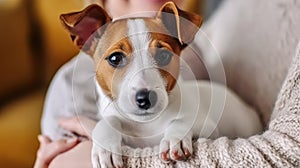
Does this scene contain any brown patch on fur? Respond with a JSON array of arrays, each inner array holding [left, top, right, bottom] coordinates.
[[150, 38, 181, 92], [94, 20, 133, 99], [157, 2, 203, 44], [60, 5, 112, 55], [145, 19, 183, 92]]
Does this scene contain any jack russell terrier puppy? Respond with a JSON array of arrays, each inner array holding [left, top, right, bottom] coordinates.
[[60, 2, 262, 168]]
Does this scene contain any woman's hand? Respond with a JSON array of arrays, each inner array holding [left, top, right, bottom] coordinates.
[[33, 135, 78, 168], [34, 116, 97, 168]]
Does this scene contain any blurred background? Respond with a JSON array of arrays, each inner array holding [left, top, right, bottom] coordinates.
[[0, 0, 221, 167]]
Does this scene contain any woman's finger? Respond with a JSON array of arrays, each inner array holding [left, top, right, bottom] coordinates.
[[38, 135, 51, 147], [50, 138, 78, 156], [34, 136, 79, 168]]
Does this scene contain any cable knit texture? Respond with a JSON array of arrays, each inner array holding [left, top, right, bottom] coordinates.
[[119, 43, 300, 167]]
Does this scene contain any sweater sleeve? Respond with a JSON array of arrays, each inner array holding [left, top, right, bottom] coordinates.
[[41, 52, 98, 140], [120, 43, 300, 167]]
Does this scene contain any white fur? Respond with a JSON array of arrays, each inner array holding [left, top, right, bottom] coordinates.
[[91, 18, 263, 168], [117, 19, 168, 121]]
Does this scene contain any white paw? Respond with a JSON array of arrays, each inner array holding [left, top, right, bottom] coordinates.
[[92, 142, 123, 168], [159, 135, 193, 162]]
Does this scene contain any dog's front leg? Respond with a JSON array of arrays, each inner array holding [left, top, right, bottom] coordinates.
[[159, 120, 193, 162], [92, 116, 123, 168]]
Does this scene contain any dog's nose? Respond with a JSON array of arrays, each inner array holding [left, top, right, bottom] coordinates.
[[135, 89, 157, 110]]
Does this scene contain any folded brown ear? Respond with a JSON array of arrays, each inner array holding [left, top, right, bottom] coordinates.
[[60, 5, 112, 54], [157, 2, 203, 46]]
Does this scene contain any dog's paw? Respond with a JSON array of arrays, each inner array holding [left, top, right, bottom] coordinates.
[[159, 136, 192, 162], [92, 142, 123, 168]]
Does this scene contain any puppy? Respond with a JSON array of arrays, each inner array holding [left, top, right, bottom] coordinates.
[[60, 2, 262, 167]]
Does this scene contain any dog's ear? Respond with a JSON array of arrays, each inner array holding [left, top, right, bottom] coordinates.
[[60, 5, 112, 55], [156, 2, 202, 47]]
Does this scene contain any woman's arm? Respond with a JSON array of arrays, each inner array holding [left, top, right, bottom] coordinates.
[[44, 42, 300, 168], [120, 42, 300, 167], [125, 43, 300, 167]]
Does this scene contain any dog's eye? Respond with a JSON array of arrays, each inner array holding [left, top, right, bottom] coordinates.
[[106, 52, 127, 68], [155, 49, 173, 66]]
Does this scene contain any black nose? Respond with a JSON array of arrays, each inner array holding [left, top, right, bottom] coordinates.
[[135, 89, 157, 110]]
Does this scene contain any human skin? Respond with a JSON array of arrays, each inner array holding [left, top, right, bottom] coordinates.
[[33, 135, 79, 168], [35, 116, 96, 168], [104, 0, 184, 18], [49, 138, 93, 168]]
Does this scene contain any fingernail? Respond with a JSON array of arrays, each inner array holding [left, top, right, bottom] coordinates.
[[67, 138, 77, 143]]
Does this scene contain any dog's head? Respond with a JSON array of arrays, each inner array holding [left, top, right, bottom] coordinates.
[[60, 2, 202, 122]]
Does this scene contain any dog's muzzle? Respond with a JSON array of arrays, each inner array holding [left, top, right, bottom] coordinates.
[[135, 89, 157, 110]]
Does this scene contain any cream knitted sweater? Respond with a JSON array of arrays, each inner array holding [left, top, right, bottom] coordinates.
[[120, 44, 300, 167]]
